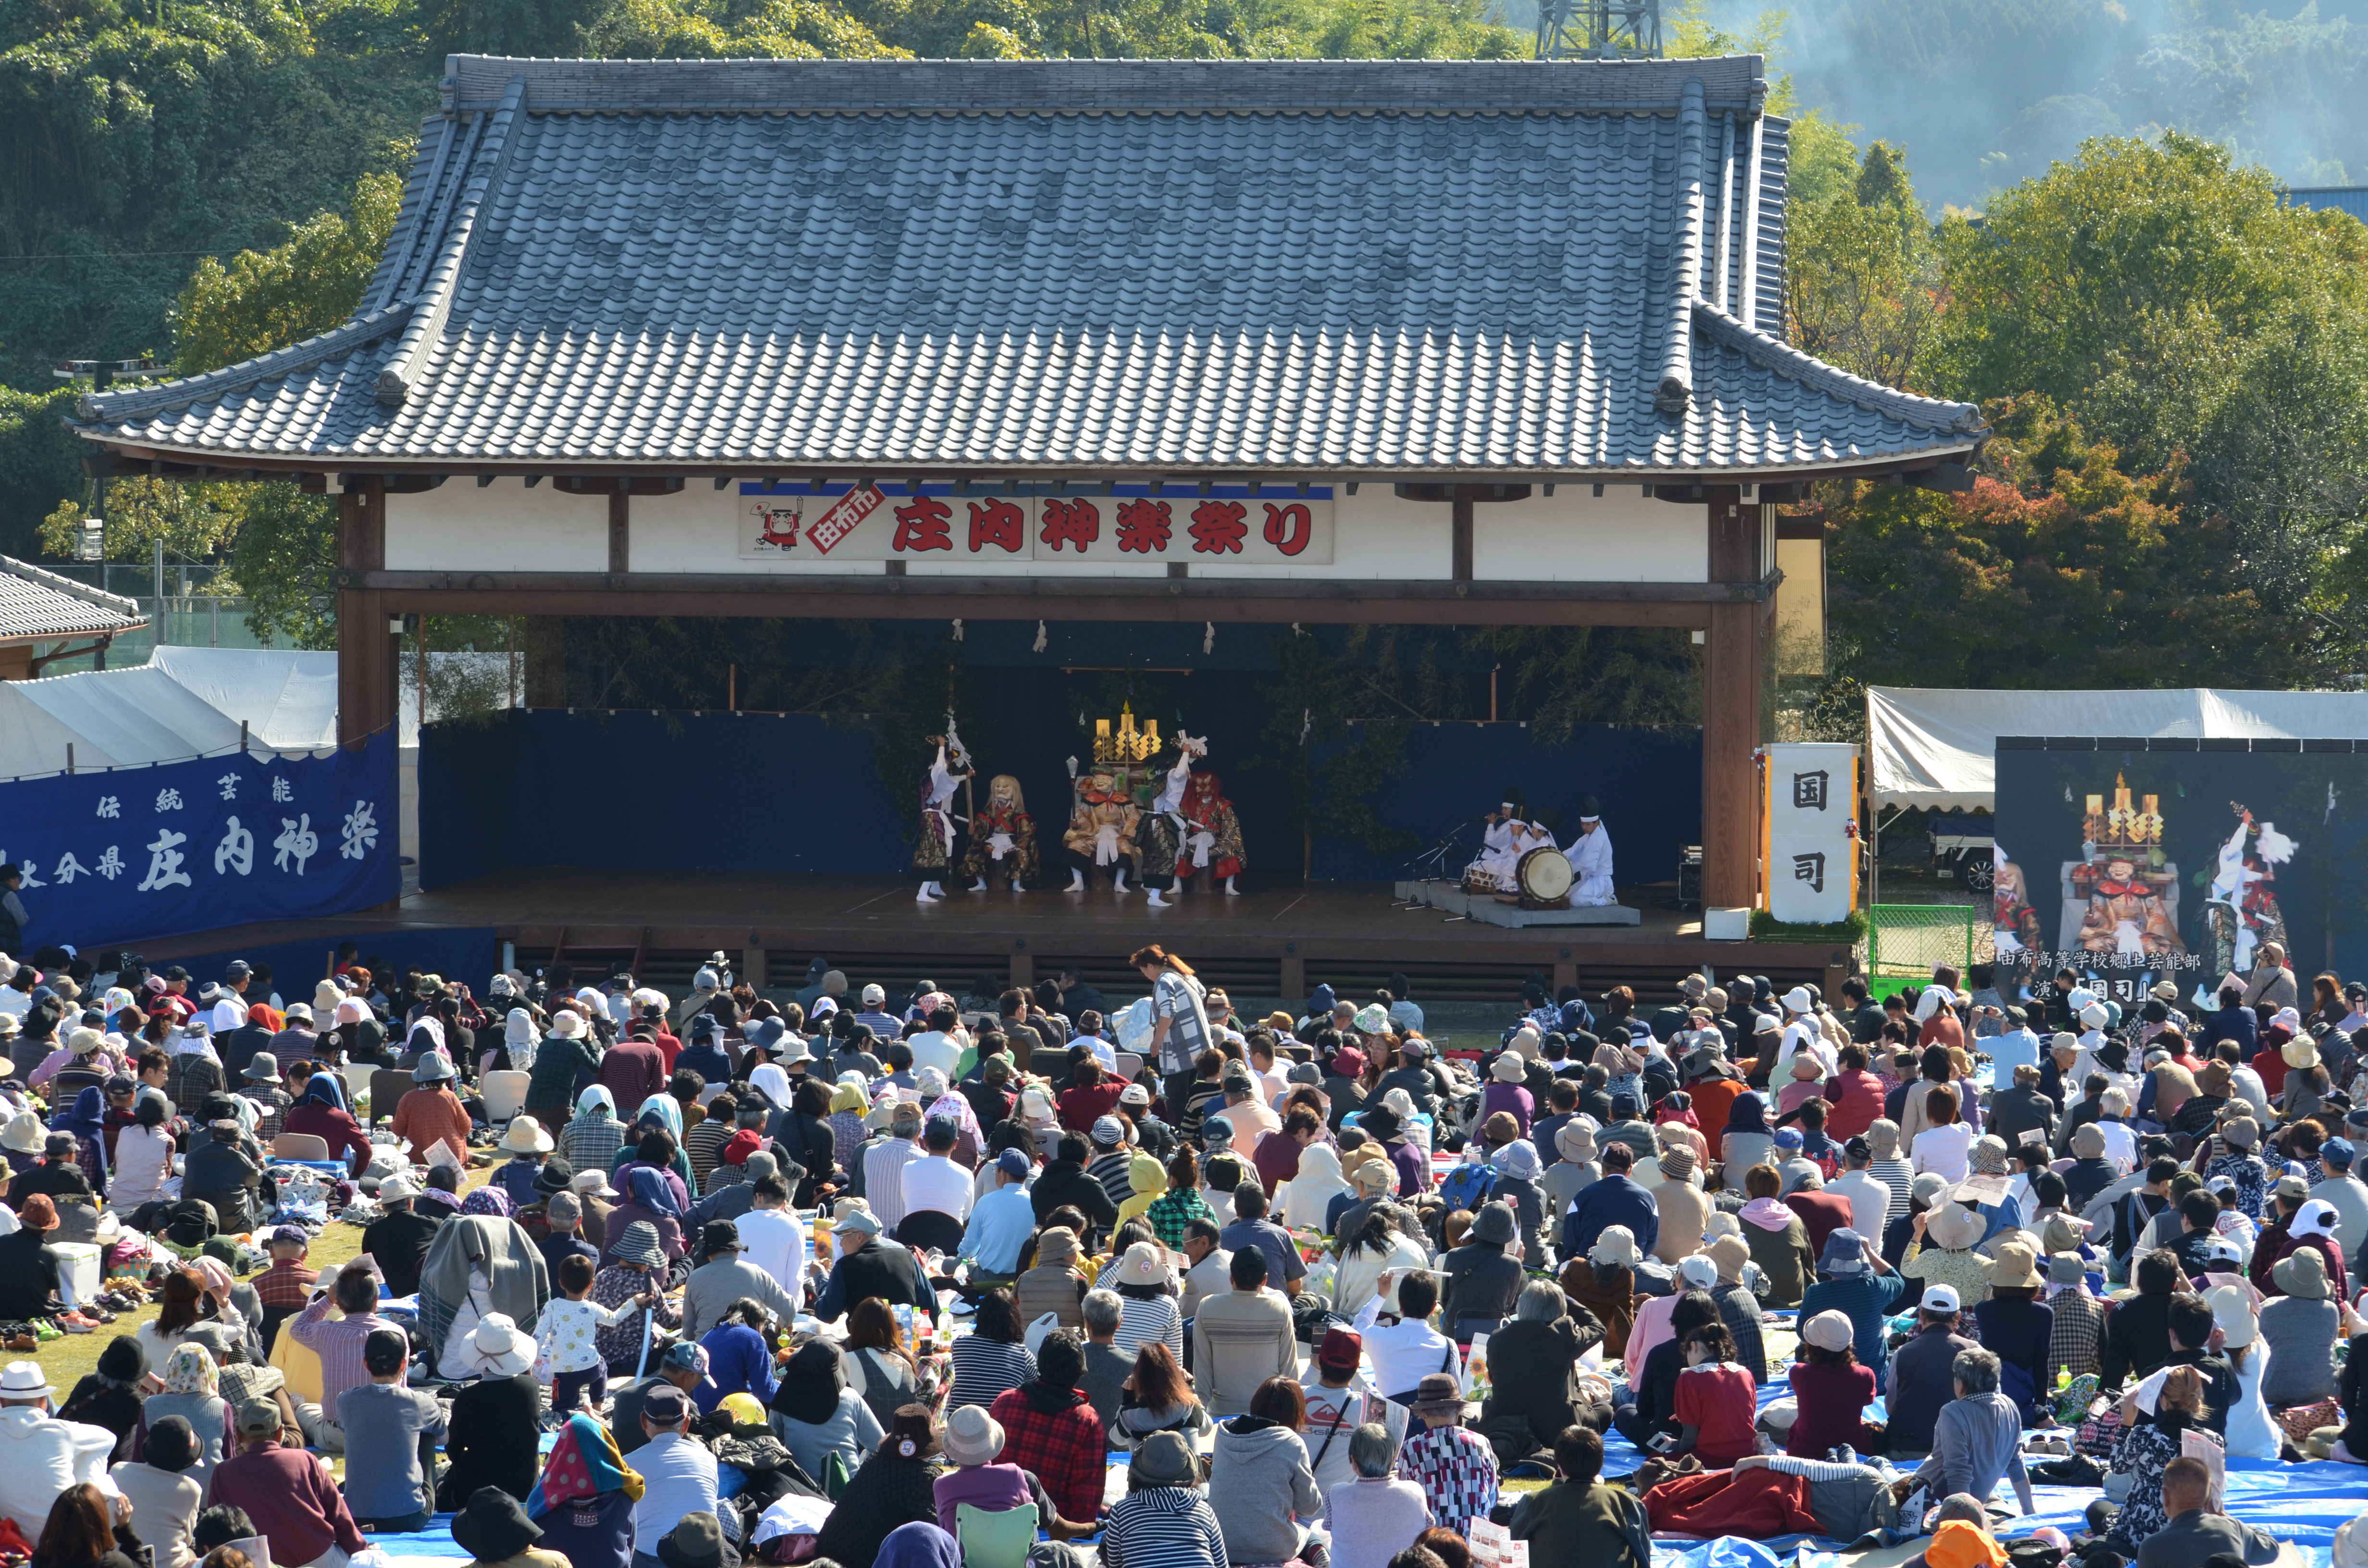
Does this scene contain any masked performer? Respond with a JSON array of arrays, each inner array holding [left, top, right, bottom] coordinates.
[[2077, 854, 2183, 958], [1135, 734, 1207, 909], [1563, 798, 1616, 907], [1177, 770, 1247, 896], [962, 774, 1039, 892], [913, 731, 970, 903], [1063, 772, 1140, 894]]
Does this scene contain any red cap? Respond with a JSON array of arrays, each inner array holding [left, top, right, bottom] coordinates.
[[720, 1129, 763, 1166], [1317, 1326, 1363, 1373]]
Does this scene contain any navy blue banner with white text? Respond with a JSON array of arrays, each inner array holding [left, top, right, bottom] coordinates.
[[0, 731, 400, 951]]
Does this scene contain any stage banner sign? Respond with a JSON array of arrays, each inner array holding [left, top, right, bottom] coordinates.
[[0, 731, 400, 950], [1764, 742, 1859, 923], [739, 481, 1335, 565], [1992, 741, 2368, 1003]]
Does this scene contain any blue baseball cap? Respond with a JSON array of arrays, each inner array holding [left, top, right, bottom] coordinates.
[[995, 1148, 1033, 1180], [2325, 1138, 2356, 1168], [1774, 1127, 1804, 1150]]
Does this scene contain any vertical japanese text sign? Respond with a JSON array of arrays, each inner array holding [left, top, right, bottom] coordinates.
[[1764, 741, 1859, 924]]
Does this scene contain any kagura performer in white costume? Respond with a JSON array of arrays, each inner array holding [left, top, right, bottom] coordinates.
[[1563, 796, 1616, 906], [1135, 732, 1208, 908], [913, 721, 972, 903], [1468, 803, 1550, 892]]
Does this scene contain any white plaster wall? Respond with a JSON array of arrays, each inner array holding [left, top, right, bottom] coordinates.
[[389, 479, 1710, 583], [385, 480, 610, 571]]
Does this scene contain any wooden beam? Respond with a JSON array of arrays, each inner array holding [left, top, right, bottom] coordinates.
[[335, 479, 395, 746], [1702, 500, 1764, 907], [608, 491, 630, 573], [1451, 497, 1473, 583]]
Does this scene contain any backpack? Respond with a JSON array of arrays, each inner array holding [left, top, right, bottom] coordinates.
[[1439, 1160, 1497, 1213]]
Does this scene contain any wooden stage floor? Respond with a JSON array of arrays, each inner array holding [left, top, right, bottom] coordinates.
[[143, 869, 1851, 1004]]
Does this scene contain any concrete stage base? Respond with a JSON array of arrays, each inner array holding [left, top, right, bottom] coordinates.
[[1394, 879, 1644, 927]]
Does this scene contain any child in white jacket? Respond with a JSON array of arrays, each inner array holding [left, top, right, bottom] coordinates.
[[109, 1093, 175, 1212]]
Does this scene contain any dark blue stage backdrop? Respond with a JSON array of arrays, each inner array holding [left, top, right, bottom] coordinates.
[[419, 705, 1701, 893], [0, 731, 400, 950]]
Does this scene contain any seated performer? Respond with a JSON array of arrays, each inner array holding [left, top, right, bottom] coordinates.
[[1063, 772, 1140, 894], [914, 730, 970, 903], [962, 774, 1039, 892], [1136, 733, 1207, 909], [1177, 769, 1246, 896], [1471, 803, 1525, 891], [1564, 797, 1616, 907]]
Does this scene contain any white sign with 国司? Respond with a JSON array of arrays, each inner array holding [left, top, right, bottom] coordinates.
[[1766, 740, 1859, 924], [737, 481, 1335, 564]]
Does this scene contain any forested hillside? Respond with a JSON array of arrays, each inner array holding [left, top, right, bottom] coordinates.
[[5, 0, 2368, 710], [1701, 0, 2368, 207]]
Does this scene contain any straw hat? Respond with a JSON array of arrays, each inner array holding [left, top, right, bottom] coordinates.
[[1986, 1240, 2043, 1290], [498, 1117, 555, 1155]]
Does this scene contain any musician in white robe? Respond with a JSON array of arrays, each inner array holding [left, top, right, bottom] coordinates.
[[1474, 803, 1523, 889], [1563, 799, 1616, 907]]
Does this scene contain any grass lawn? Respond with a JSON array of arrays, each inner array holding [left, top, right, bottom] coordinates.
[[30, 1167, 492, 1396]]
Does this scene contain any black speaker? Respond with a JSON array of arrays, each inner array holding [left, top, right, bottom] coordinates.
[[1676, 845, 1704, 909]]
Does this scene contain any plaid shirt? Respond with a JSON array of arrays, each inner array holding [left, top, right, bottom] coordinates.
[[989, 1385, 1108, 1523], [1144, 1187, 1213, 1249], [289, 1295, 397, 1413], [240, 1086, 293, 1142], [2046, 1288, 2107, 1384], [591, 1262, 677, 1366], [252, 1258, 320, 1310], [563, 1111, 626, 1176], [1711, 1281, 1769, 1384], [166, 1052, 222, 1119], [1400, 1421, 1499, 1538]]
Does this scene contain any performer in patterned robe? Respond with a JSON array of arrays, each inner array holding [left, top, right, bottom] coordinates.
[[1135, 734, 1206, 908], [913, 735, 968, 902], [962, 774, 1040, 892], [1062, 773, 1139, 893], [1176, 769, 1246, 895]]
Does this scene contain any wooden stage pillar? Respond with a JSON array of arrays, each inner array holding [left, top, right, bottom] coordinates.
[[336, 478, 395, 746], [1702, 498, 1765, 908]]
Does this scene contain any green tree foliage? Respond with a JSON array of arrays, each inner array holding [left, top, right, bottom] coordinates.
[[1821, 397, 2309, 690], [0, 385, 85, 556], [1787, 135, 1939, 388], [172, 170, 405, 375], [1929, 132, 2368, 608]]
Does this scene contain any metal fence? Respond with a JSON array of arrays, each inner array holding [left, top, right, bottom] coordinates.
[[1868, 903, 1985, 979]]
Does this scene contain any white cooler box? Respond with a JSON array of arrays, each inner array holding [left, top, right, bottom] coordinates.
[[52, 1242, 103, 1306]]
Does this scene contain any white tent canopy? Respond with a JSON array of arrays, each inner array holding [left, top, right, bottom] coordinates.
[[0, 649, 342, 781], [148, 646, 339, 749], [1867, 686, 2368, 811]]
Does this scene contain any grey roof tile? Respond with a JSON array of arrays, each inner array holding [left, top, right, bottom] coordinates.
[[74, 56, 1978, 476], [0, 556, 145, 642]]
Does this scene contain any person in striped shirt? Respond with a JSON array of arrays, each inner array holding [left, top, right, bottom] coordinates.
[[286, 1261, 398, 1454], [1101, 1431, 1225, 1568], [944, 1288, 1038, 1411]]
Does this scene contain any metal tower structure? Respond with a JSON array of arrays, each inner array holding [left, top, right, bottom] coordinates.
[[1535, 0, 1661, 60]]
